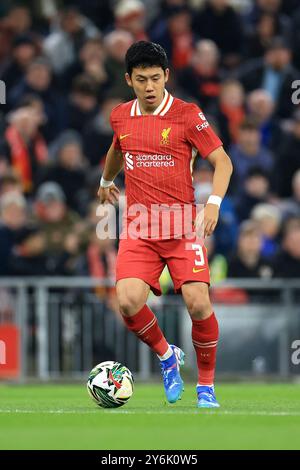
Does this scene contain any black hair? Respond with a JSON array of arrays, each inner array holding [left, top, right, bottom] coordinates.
[[125, 41, 168, 76]]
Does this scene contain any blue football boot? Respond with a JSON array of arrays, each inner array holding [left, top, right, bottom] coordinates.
[[160, 345, 185, 404], [197, 385, 220, 408]]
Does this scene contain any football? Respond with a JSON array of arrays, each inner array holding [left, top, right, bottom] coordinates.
[[87, 361, 134, 408]]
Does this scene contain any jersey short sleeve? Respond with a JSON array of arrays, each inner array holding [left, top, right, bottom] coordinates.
[[185, 103, 222, 158], [110, 109, 121, 151], [112, 133, 121, 150]]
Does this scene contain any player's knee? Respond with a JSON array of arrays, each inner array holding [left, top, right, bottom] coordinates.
[[186, 296, 212, 320], [118, 292, 143, 317], [183, 283, 212, 319]]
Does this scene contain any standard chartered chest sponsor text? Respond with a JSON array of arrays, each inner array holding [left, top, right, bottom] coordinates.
[[136, 154, 175, 167]]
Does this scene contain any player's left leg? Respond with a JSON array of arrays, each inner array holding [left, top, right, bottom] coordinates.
[[181, 282, 220, 408], [162, 237, 219, 407]]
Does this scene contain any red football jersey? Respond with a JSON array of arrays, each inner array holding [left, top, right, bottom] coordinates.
[[110, 90, 222, 239]]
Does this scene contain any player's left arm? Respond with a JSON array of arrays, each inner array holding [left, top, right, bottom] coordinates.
[[204, 146, 233, 237], [184, 103, 233, 237]]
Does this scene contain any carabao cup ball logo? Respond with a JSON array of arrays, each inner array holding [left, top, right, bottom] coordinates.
[[87, 361, 134, 408]]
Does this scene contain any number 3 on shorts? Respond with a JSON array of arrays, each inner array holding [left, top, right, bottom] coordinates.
[[192, 244, 205, 266]]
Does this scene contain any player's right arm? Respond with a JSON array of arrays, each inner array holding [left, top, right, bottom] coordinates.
[[97, 141, 124, 204]]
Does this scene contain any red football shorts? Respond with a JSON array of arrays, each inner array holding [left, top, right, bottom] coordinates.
[[116, 235, 210, 295]]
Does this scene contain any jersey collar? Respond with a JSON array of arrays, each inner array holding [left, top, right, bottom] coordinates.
[[130, 90, 174, 117]]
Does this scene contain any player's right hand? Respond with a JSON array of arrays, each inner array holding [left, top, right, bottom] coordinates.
[[97, 183, 120, 205]]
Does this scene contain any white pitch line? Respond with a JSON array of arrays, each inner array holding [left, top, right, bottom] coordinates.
[[0, 409, 300, 416]]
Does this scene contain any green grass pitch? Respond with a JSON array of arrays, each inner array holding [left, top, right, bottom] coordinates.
[[0, 383, 299, 450]]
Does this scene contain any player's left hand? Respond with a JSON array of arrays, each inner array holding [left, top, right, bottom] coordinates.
[[204, 203, 219, 237]]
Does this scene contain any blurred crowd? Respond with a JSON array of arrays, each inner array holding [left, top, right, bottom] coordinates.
[[0, 0, 300, 299]]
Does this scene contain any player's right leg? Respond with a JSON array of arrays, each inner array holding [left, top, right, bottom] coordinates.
[[117, 278, 169, 356], [116, 236, 184, 403], [116, 278, 184, 403]]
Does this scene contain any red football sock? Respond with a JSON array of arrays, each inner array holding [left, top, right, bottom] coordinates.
[[192, 312, 219, 385], [122, 305, 169, 356]]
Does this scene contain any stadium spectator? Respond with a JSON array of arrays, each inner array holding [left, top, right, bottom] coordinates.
[[244, 0, 292, 39], [0, 191, 42, 276], [114, 0, 148, 42], [229, 118, 274, 190], [0, 34, 38, 91], [8, 56, 66, 140], [43, 6, 100, 73], [0, 190, 27, 229], [0, 171, 23, 196], [244, 12, 282, 60], [0, 103, 48, 194], [211, 79, 245, 150], [103, 30, 135, 101], [1, 5, 32, 38], [148, 0, 188, 47], [150, 5, 194, 70], [33, 182, 87, 275], [66, 74, 99, 132], [273, 217, 300, 277], [235, 167, 272, 222], [37, 130, 87, 214], [251, 203, 281, 258], [0, 5, 33, 64], [227, 219, 273, 278], [59, 37, 108, 93], [177, 39, 222, 109], [9, 56, 51, 102], [61, 0, 114, 32], [193, 0, 244, 69], [17, 93, 49, 144], [238, 36, 299, 118], [246, 89, 279, 148]]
